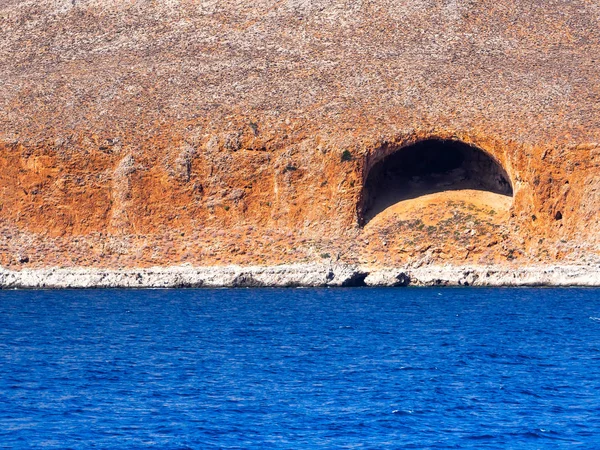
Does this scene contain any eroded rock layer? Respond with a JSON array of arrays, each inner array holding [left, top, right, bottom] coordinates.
[[1, 0, 599, 272]]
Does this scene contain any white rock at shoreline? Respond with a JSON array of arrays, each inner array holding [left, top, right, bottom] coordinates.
[[0, 264, 599, 289]]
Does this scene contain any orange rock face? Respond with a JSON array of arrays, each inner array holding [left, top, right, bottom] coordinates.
[[1, 0, 599, 270]]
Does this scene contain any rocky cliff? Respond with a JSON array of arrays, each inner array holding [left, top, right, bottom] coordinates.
[[1, 0, 599, 281]]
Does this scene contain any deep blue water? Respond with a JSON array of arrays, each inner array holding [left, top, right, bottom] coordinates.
[[1, 288, 600, 448]]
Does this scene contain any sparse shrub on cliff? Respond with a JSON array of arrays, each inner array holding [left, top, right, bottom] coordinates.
[[320, 253, 331, 259], [341, 150, 353, 162], [283, 164, 297, 173], [249, 121, 259, 136]]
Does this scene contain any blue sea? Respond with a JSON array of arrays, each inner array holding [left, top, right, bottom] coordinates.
[[1, 288, 600, 448]]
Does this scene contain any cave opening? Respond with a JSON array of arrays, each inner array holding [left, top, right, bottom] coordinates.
[[360, 139, 513, 225]]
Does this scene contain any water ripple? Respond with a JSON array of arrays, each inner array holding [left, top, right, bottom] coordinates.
[[0, 287, 599, 447]]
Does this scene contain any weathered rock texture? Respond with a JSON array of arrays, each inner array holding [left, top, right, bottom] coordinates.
[[1, 264, 598, 289], [1, 0, 599, 283]]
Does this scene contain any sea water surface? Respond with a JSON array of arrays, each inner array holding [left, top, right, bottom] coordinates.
[[1, 288, 600, 448]]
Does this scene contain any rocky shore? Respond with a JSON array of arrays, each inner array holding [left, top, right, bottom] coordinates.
[[1, 264, 599, 289]]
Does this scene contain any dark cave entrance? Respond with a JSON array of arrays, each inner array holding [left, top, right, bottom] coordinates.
[[360, 139, 513, 225]]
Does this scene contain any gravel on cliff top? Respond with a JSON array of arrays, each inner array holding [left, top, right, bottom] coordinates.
[[1, 0, 599, 146]]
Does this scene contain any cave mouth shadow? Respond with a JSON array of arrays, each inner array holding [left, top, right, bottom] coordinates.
[[360, 139, 513, 225]]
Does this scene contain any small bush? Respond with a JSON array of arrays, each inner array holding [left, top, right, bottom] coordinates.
[[341, 150, 353, 162], [320, 253, 331, 259], [283, 164, 297, 173], [249, 121, 259, 135]]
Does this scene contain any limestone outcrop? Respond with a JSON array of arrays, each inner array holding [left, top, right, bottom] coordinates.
[[1, 0, 599, 283], [1, 264, 598, 289]]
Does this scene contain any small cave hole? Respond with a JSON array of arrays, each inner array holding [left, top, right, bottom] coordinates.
[[555, 211, 563, 221], [360, 139, 513, 224]]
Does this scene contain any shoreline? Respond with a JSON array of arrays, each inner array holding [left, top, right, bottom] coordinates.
[[1, 263, 600, 289]]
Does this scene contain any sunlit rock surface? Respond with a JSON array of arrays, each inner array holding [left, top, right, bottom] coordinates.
[[1, 0, 599, 282]]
